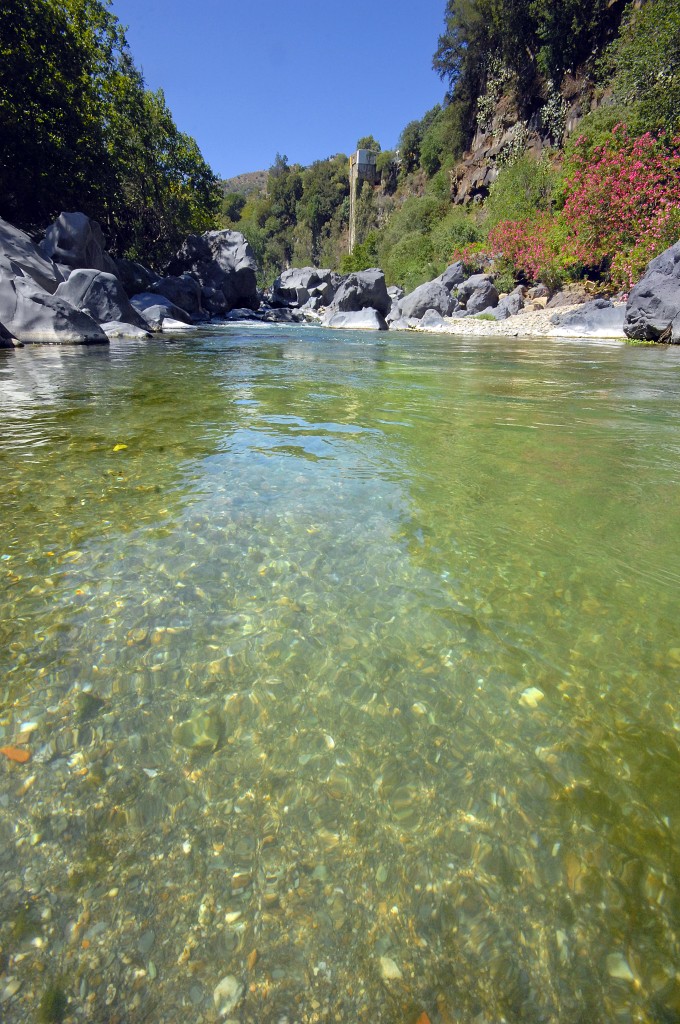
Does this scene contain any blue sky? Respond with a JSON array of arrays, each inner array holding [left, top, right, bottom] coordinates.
[[108, 0, 448, 180]]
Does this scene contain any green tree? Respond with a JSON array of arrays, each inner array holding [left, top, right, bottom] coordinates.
[[605, 0, 680, 133], [356, 135, 381, 153], [0, 0, 220, 264]]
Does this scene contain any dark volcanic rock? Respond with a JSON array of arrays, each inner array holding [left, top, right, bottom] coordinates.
[[400, 281, 456, 320], [131, 293, 192, 329], [115, 259, 159, 298], [0, 216, 63, 293], [438, 261, 466, 292], [624, 241, 680, 341], [168, 230, 258, 315], [271, 267, 339, 309], [41, 212, 119, 279], [551, 297, 625, 337], [0, 257, 107, 344], [55, 270, 148, 328], [323, 308, 388, 331], [331, 269, 390, 316], [150, 275, 203, 318]]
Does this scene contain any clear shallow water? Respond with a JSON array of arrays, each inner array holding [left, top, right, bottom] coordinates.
[[1, 325, 680, 1023]]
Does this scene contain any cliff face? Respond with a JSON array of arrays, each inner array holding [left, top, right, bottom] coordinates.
[[450, 71, 612, 204]]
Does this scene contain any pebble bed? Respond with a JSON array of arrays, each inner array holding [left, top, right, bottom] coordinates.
[[0, 327, 679, 1024]]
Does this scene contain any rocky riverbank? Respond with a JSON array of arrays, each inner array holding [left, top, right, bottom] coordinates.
[[1, 210, 678, 348]]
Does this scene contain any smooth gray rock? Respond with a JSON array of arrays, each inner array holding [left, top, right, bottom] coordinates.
[[55, 270, 148, 328], [546, 286, 589, 308], [419, 309, 449, 330], [388, 317, 410, 331], [168, 230, 258, 315], [671, 311, 680, 344], [41, 212, 119, 278], [101, 321, 152, 340], [437, 261, 466, 292], [271, 267, 338, 308], [131, 293, 192, 327], [331, 269, 390, 316], [0, 259, 107, 344], [400, 280, 455, 320], [115, 259, 158, 297], [0, 216, 63, 293], [491, 287, 525, 320], [150, 275, 203, 318], [527, 282, 551, 300], [387, 285, 404, 302], [224, 307, 263, 321], [624, 241, 680, 341], [551, 298, 625, 338], [466, 280, 499, 314], [457, 274, 493, 305], [323, 308, 388, 331]]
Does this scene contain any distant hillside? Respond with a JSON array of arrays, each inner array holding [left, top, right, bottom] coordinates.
[[220, 171, 268, 197]]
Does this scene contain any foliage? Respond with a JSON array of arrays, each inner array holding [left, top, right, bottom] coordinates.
[[340, 233, 379, 273], [221, 192, 247, 223], [561, 125, 680, 287], [0, 0, 220, 264], [434, 0, 623, 117], [356, 135, 381, 153], [484, 154, 557, 229], [376, 150, 399, 194], [420, 101, 468, 175], [604, 0, 680, 134]]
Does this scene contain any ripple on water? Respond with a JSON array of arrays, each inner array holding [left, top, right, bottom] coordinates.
[[1, 329, 680, 1022]]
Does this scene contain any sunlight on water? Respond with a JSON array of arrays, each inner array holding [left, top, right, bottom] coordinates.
[[1, 326, 680, 1023]]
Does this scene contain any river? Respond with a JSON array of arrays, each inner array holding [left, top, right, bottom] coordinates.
[[1, 324, 679, 1023]]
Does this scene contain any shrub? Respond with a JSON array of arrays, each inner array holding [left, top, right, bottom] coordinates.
[[485, 154, 557, 229], [562, 125, 680, 287]]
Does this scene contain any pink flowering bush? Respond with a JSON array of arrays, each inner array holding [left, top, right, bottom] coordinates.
[[561, 125, 680, 287], [454, 126, 680, 290], [452, 215, 567, 288]]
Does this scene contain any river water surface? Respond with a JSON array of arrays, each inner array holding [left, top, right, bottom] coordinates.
[[1, 325, 680, 1023]]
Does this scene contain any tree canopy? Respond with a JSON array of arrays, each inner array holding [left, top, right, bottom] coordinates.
[[0, 0, 220, 264]]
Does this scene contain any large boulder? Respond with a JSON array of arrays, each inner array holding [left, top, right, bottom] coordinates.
[[41, 212, 119, 279], [418, 309, 450, 331], [271, 267, 339, 308], [400, 280, 456, 320], [0, 258, 107, 344], [437, 261, 466, 292], [490, 286, 525, 320], [551, 298, 625, 338], [55, 270, 148, 328], [130, 292, 192, 327], [115, 258, 159, 297], [460, 275, 499, 314], [330, 269, 390, 316], [150, 275, 203, 318], [323, 308, 388, 331], [459, 276, 500, 314], [0, 217, 64, 293], [624, 241, 680, 341], [168, 230, 258, 315]]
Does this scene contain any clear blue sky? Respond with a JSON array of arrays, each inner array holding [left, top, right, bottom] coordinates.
[[108, 0, 448, 180]]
